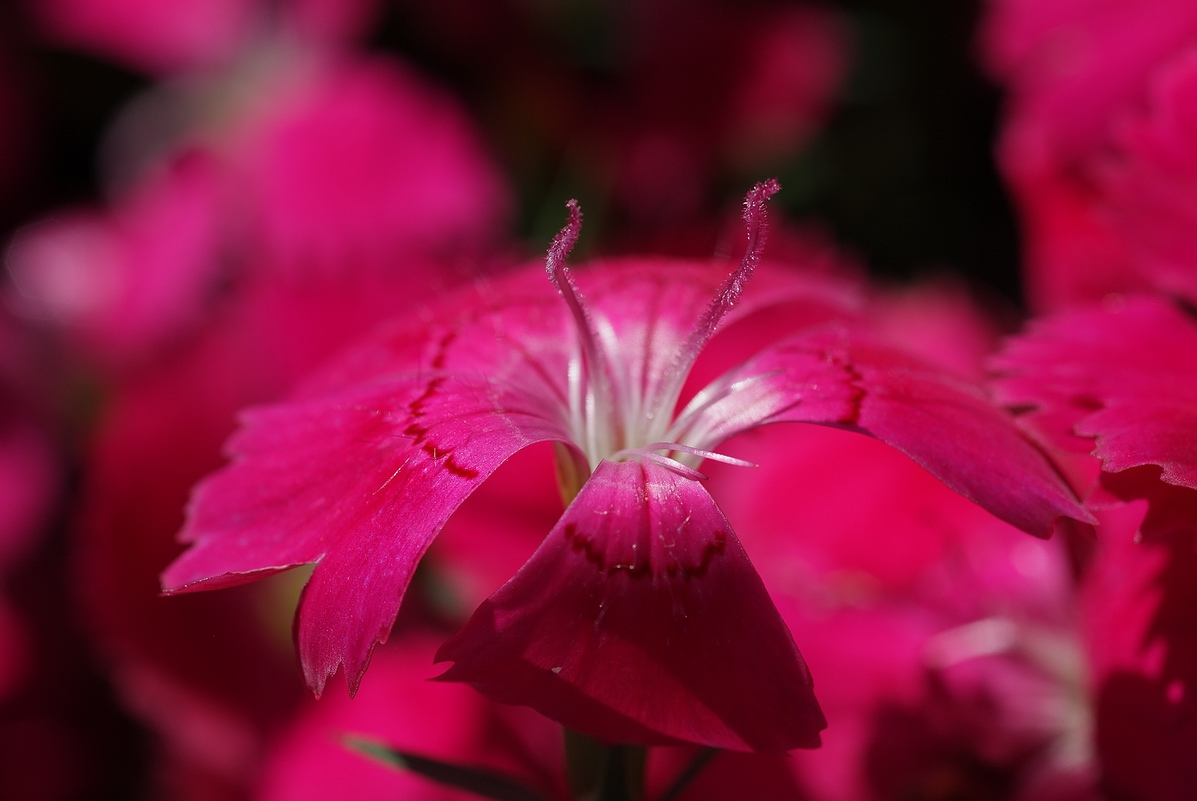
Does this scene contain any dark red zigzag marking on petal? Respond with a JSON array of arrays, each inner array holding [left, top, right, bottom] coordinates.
[[562, 522, 727, 579], [400, 375, 480, 480], [838, 358, 866, 426]]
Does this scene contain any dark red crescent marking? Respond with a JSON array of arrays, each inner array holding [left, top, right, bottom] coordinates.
[[563, 522, 726, 579]]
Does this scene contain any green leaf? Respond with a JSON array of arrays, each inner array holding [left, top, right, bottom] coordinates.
[[343, 736, 555, 801]]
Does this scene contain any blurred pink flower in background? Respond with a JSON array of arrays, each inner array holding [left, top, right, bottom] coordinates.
[[983, 6, 1197, 797], [992, 298, 1197, 801], [6, 49, 510, 372], [7, 153, 225, 369], [721, 424, 1097, 801], [1093, 51, 1197, 305], [29, 0, 380, 75], [980, 0, 1197, 310], [255, 632, 564, 801], [1081, 510, 1197, 801], [257, 630, 819, 801]]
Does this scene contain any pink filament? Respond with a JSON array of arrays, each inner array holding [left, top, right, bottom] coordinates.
[[658, 179, 781, 411]]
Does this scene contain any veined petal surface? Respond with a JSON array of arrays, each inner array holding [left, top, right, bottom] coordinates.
[[994, 295, 1197, 538], [163, 373, 571, 695], [436, 458, 826, 752], [678, 326, 1089, 537], [306, 259, 857, 407]]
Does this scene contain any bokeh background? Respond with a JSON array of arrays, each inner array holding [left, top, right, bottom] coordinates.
[[0, 0, 1019, 300]]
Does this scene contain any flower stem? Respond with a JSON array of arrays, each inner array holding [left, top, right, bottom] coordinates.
[[564, 730, 646, 801]]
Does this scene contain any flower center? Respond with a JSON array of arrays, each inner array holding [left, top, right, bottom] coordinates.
[[546, 181, 780, 501]]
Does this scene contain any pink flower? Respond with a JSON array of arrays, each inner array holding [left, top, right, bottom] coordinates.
[[68, 242, 463, 796], [1093, 50, 1197, 306], [258, 631, 815, 801], [225, 55, 510, 274], [981, 0, 1197, 165], [984, 13, 1197, 788], [995, 297, 1197, 797], [979, 0, 1197, 310], [7, 53, 509, 371], [163, 182, 1086, 752], [6, 153, 225, 369], [993, 295, 1197, 542]]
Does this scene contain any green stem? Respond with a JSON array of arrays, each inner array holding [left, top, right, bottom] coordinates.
[[658, 748, 719, 801], [564, 730, 646, 801]]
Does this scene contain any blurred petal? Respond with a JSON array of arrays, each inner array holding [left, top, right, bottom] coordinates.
[[995, 295, 1197, 538], [232, 56, 510, 274], [30, 0, 381, 75], [6, 154, 224, 369], [257, 634, 561, 801]]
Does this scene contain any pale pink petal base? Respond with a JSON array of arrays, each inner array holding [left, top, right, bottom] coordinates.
[[436, 459, 826, 752]]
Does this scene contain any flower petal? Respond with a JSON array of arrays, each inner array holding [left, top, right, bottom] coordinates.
[[298, 269, 574, 399], [1083, 400, 1197, 490], [993, 296, 1197, 451], [435, 458, 826, 752], [162, 374, 571, 696], [994, 295, 1197, 537], [306, 257, 862, 464], [678, 326, 1090, 537]]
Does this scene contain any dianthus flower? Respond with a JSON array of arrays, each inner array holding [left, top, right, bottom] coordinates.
[[163, 181, 1086, 752], [994, 295, 1197, 541]]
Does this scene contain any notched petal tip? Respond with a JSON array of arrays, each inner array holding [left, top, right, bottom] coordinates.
[[300, 643, 374, 701], [293, 568, 391, 701]]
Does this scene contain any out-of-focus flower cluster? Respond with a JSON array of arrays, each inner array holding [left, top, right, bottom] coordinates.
[[0, 0, 1193, 799]]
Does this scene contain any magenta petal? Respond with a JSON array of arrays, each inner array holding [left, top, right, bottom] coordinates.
[[1082, 400, 1197, 490], [994, 296, 1197, 451], [842, 343, 1090, 538], [995, 296, 1197, 535], [1062, 300, 1197, 491], [436, 459, 826, 752], [682, 327, 1089, 537], [33, 0, 252, 74], [6, 154, 224, 368], [162, 376, 569, 695]]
